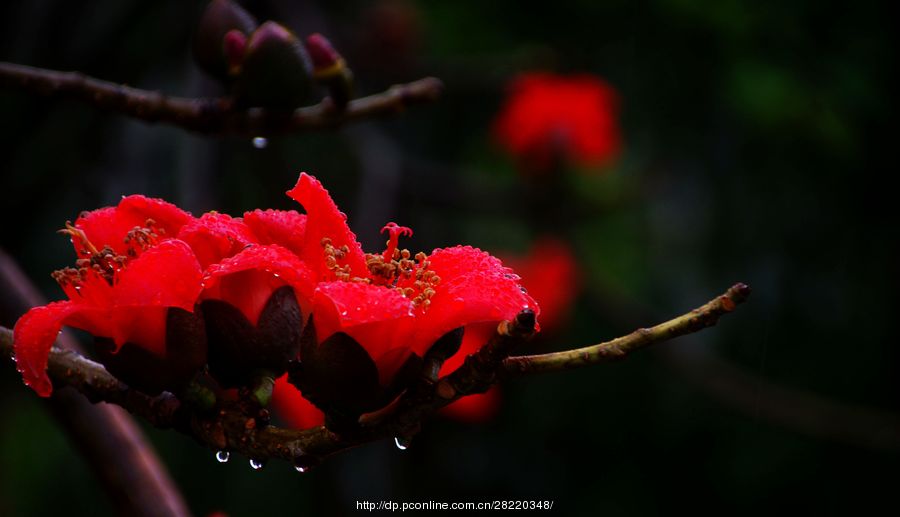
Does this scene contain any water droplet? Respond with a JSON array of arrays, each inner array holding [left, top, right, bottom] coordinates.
[[249, 458, 266, 470], [394, 437, 409, 451], [340, 310, 348, 316], [215, 450, 230, 463], [252, 136, 268, 149], [293, 454, 319, 473]]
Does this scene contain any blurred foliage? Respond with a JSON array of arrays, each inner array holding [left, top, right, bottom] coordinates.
[[0, 0, 896, 515]]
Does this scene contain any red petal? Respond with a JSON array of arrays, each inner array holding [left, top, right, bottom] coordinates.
[[411, 246, 539, 354], [74, 195, 192, 256], [312, 281, 415, 384], [107, 240, 203, 355], [271, 374, 325, 429], [436, 324, 502, 422], [177, 212, 256, 268], [201, 245, 315, 325], [13, 301, 83, 397], [243, 209, 307, 257], [285, 173, 367, 280]]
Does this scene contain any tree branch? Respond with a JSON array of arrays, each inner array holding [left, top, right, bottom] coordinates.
[[502, 283, 752, 375], [0, 61, 443, 136], [0, 284, 748, 466], [0, 250, 192, 517]]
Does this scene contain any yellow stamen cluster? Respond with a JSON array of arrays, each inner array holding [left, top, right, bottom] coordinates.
[[54, 218, 162, 289], [364, 246, 415, 284], [404, 252, 440, 309], [52, 245, 126, 287], [320, 235, 442, 309], [321, 237, 354, 281], [123, 219, 164, 257]]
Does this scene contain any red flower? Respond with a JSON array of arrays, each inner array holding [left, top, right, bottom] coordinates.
[[14, 172, 540, 432], [493, 72, 621, 171], [14, 196, 203, 396], [282, 174, 538, 423]]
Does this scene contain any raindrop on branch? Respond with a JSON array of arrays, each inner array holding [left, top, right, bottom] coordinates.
[[252, 136, 268, 149], [394, 436, 409, 451], [215, 450, 230, 463], [249, 458, 266, 470]]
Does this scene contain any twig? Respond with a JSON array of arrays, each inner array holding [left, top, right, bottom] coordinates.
[[0, 284, 747, 466], [0, 61, 443, 136], [502, 283, 752, 375], [0, 250, 192, 517]]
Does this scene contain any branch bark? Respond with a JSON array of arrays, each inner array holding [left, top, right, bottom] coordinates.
[[0, 61, 443, 136], [502, 283, 752, 375], [0, 284, 748, 467]]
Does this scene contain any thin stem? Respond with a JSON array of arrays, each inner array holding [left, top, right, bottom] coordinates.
[[502, 283, 752, 375], [0, 61, 443, 136], [0, 284, 748, 465]]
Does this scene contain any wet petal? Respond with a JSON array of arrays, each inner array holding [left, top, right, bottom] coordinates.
[[411, 246, 538, 354], [74, 195, 192, 256], [243, 209, 306, 257], [202, 244, 315, 325], [285, 173, 366, 280], [177, 212, 256, 268]]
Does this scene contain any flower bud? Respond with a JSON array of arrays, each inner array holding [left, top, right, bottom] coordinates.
[[192, 0, 258, 80], [236, 21, 313, 111], [305, 33, 354, 109]]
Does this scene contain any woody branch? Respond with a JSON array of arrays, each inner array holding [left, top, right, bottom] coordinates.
[[0, 283, 750, 465], [0, 61, 443, 136]]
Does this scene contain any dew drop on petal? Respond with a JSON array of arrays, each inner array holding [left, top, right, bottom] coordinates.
[[215, 450, 230, 463], [252, 136, 268, 149], [249, 458, 266, 470]]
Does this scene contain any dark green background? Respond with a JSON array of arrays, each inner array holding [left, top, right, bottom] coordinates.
[[1, 0, 896, 515]]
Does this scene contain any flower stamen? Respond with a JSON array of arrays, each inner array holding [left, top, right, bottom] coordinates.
[[59, 221, 99, 256]]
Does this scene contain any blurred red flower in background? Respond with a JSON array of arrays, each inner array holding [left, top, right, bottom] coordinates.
[[493, 72, 621, 172], [501, 238, 580, 333]]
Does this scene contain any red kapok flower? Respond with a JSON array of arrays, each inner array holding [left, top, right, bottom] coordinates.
[[493, 72, 621, 171], [282, 173, 538, 424], [14, 214, 203, 396]]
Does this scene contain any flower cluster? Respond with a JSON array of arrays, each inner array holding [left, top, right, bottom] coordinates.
[[493, 72, 621, 172], [13, 173, 538, 428]]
